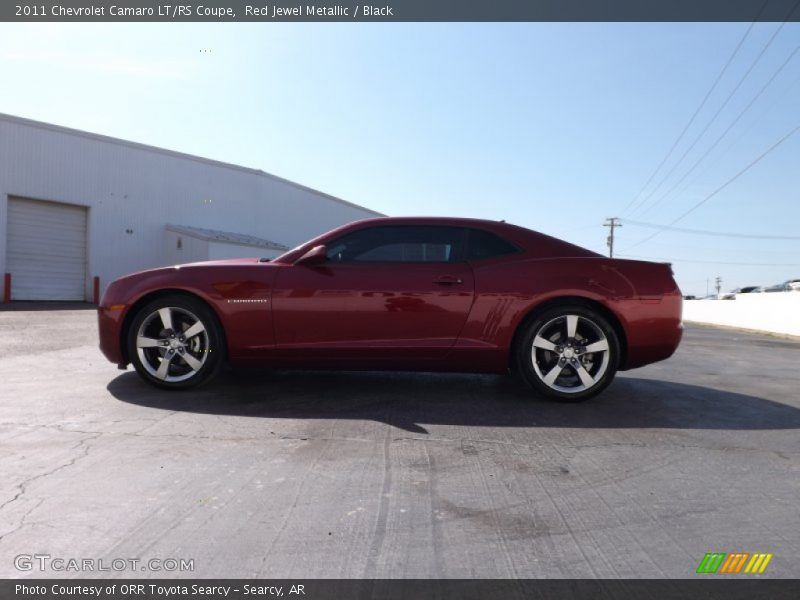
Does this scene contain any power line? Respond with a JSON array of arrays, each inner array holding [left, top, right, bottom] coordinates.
[[622, 219, 800, 240], [647, 124, 799, 225], [619, 8, 767, 217], [658, 69, 800, 210], [638, 42, 800, 218], [617, 253, 800, 267], [630, 11, 797, 217], [627, 0, 800, 218], [620, 123, 800, 252]]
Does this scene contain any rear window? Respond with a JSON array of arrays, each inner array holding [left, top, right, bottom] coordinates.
[[467, 229, 519, 261]]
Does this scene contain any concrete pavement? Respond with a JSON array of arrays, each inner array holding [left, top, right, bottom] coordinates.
[[1, 307, 798, 578]]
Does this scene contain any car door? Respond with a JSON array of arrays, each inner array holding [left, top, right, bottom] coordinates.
[[271, 225, 475, 360]]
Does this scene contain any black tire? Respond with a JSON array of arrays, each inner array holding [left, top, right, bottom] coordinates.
[[126, 294, 225, 390], [515, 304, 620, 402]]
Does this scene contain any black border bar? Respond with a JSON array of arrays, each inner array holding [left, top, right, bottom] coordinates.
[[3, 579, 800, 600], [3, 0, 800, 22]]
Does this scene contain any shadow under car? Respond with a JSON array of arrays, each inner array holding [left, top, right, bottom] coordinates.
[[107, 370, 800, 434]]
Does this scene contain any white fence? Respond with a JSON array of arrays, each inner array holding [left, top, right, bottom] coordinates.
[[683, 292, 800, 337]]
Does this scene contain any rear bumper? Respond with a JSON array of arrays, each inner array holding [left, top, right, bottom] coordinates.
[[620, 293, 683, 370]]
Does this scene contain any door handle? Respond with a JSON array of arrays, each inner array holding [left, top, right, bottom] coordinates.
[[433, 276, 463, 285]]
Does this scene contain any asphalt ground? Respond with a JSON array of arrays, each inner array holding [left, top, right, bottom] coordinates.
[[0, 305, 798, 579]]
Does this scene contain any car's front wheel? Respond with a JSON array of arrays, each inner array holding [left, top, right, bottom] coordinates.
[[127, 295, 224, 389], [516, 304, 620, 402]]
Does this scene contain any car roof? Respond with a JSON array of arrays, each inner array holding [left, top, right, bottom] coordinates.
[[338, 216, 567, 244], [273, 216, 602, 263], [347, 215, 523, 230]]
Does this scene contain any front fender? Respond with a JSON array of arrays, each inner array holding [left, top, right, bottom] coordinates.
[[98, 264, 278, 365]]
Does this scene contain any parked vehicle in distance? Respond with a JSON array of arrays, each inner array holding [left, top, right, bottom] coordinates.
[[781, 279, 800, 291], [98, 217, 683, 402], [683, 295, 697, 300], [764, 282, 788, 292], [721, 286, 760, 299]]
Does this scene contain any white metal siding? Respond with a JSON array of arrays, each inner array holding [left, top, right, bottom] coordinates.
[[207, 241, 281, 261], [0, 113, 381, 300], [6, 197, 87, 300], [163, 229, 209, 266]]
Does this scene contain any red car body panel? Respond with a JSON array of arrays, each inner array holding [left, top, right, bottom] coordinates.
[[98, 217, 682, 373]]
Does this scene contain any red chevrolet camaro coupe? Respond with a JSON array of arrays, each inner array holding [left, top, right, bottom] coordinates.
[[98, 217, 682, 401]]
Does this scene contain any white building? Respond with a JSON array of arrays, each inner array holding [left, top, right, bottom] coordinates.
[[0, 113, 381, 302]]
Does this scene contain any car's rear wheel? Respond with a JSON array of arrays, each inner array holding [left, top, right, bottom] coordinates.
[[127, 295, 224, 390], [516, 304, 619, 402]]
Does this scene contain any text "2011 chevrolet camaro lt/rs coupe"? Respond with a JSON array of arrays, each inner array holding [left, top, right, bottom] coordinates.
[[98, 217, 682, 401]]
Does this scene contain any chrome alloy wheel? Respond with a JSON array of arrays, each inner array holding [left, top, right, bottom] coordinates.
[[530, 314, 610, 394], [135, 306, 209, 383]]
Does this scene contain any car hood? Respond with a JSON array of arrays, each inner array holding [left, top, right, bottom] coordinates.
[[175, 257, 264, 267], [124, 257, 265, 277], [107, 257, 273, 287]]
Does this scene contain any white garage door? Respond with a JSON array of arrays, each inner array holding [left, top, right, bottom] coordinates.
[[6, 197, 88, 301]]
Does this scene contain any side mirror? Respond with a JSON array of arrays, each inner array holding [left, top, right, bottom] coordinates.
[[295, 244, 328, 266]]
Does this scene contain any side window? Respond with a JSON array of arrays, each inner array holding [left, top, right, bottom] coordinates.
[[467, 229, 519, 261], [326, 226, 465, 263]]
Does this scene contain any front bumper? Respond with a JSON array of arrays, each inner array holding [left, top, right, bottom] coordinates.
[[97, 304, 128, 366]]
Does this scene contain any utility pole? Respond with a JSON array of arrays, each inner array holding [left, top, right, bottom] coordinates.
[[715, 276, 722, 297], [604, 217, 622, 258]]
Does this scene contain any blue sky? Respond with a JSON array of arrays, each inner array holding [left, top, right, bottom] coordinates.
[[1, 22, 798, 296]]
